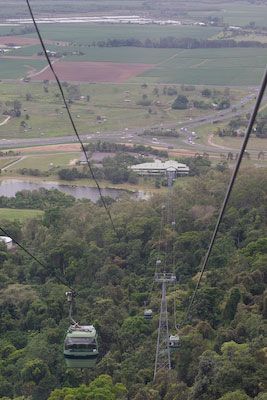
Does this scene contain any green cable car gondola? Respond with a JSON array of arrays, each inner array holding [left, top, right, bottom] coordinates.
[[64, 324, 99, 368]]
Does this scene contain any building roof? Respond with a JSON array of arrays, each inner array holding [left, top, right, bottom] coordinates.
[[130, 159, 189, 172]]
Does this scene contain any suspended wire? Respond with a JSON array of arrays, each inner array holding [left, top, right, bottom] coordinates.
[[0, 225, 75, 291], [183, 65, 267, 324], [25, 0, 118, 237]]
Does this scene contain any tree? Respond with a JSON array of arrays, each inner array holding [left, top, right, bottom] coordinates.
[[25, 93, 33, 101], [21, 359, 50, 385], [223, 288, 241, 322], [171, 95, 188, 110], [66, 85, 81, 101], [201, 88, 212, 97], [48, 375, 127, 400], [13, 100, 22, 117], [218, 390, 251, 400]]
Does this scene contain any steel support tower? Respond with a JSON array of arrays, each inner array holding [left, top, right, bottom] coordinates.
[[153, 272, 176, 381]]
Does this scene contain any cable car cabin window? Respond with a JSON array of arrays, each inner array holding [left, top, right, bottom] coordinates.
[[65, 337, 97, 352]]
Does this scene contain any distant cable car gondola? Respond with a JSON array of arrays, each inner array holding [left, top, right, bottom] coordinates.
[[169, 334, 180, 349], [64, 324, 99, 368], [144, 309, 153, 320]]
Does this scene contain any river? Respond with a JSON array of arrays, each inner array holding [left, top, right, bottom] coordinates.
[[0, 179, 150, 202]]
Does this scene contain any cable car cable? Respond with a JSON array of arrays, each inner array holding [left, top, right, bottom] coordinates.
[[0, 225, 75, 292], [25, 0, 118, 238], [183, 64, 267, 324]]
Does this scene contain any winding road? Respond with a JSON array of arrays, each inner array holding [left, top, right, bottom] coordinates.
[[0, 90, 264, 159]]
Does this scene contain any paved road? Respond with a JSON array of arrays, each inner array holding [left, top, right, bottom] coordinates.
[[0, 89, 263, 158]]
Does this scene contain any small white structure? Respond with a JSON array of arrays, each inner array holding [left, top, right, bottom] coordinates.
[[0, 236, 13, 250], [130, 160, 189, 176]]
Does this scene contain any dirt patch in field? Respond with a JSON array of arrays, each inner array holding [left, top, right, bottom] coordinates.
[[16, 143, 81, 153], [31, 61, 154, 83]]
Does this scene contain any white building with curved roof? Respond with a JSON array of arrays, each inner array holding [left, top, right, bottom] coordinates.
[[130, 160, 189, 176]]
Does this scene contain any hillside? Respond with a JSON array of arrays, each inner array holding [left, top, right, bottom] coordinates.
[[0, 166, 266, 399]]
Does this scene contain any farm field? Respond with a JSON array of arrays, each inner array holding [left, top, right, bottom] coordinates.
[[0, 207, 43, 221], [138, 48, 267, 86], [187, 2, 267, 27], [26, 24, 221, 43], [1, 46, 267, 86], [33, 61, 154, 83], [0, 59, 46, 80]]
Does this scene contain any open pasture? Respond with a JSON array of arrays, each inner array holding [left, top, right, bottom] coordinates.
[[138, 48, 267, 86], [187, 2, 267, 27], [0, 207, 43, 221], [0, 59, 46, 79], [0, 80, 248, 140], [28, 23, 221, 44], [6, 152, 80, 171]]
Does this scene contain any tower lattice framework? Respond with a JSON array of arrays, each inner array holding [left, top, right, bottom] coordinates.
[[153, 273, 176, 381]]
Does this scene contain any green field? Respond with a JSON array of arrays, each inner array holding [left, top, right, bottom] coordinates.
[[63, 47, 181, 64], [137, 48, 267, 86], [0, 59, 46, 79], [29, 24, 221, 43], [4, 46, 264, 86], [0, 81, 248, 139], [0, 207, 43, 221], [0, 157, 19, 169], [188, 2, 267, 27], [7, 152, 80, 171]]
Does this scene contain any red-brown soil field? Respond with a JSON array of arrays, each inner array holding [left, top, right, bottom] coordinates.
[[31, 60, 154, 82]]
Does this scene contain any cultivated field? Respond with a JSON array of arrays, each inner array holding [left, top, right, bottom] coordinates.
[[27, 24, 221, 43], [139, 48, 267, 86], [1, 42, 267, 86], [33, 61, 154, 83], [188, 2, 267, 27], [0, 59, 46, 79]]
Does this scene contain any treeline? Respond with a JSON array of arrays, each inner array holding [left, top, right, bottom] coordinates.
[[93, 36, 267, 49], [0, 188, 75, 210], [84, 141, 168, 157], [58, 153, 140, 184], [216, 114, 267, 138], [140, 128, 179, 137]]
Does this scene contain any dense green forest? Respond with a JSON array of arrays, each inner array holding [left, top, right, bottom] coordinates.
[[0, 166, 266, 400]]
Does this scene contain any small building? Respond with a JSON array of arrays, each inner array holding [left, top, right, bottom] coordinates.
[[0, 236, 13, 250], [129, 160, 189, 176]]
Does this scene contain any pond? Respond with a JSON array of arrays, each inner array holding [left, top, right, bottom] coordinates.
[[0, 179, 150, 202]]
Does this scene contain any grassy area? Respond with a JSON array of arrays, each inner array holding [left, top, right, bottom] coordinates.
[[236, 35, 267, 44], [0, 81, 248, 139], [3, 46, 264, 86], [139, 48, 267, 86], [29, 24, 221, 43], [0, 208, 43, 221], [0, 59, 46, 79], [63, 47, 180, 64], [212, 134, 267, 152], [0, 157, 19, 169], [188, 2, 267, 27], [0, 78, 251, 139], [5, 152, 80, 172]]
